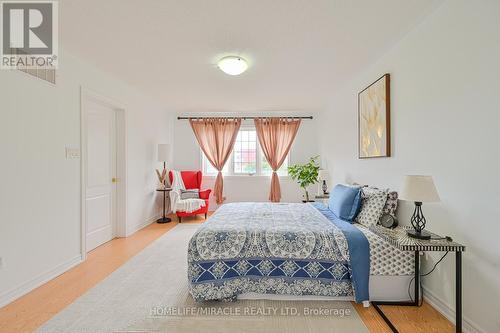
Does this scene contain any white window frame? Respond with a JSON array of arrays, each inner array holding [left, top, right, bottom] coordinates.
[[201, 125, 290, 177]]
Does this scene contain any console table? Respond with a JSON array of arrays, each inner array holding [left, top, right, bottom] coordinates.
[[369, 225, 465, 333]]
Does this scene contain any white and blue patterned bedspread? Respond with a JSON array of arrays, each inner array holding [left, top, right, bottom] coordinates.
[[188, 202, 361, 302]]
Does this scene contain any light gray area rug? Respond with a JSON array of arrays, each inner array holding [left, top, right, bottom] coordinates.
[[38, 225, 369, 333]]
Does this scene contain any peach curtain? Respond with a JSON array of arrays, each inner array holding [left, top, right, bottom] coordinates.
[[189, 118, 241, 204], [254, 117, 301, 202]]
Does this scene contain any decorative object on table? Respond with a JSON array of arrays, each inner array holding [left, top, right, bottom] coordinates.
[[155, 169, 167, 189], [399, 175, 440, 240], [358, 73, 390, 158], [156, 188, 172, 223], [288, 156, 320, 202], [355, 187, 389, 228], [317, 169, 329, 195], [168, 170, 211, 223], [156, 143, 170, 189], [379, 213, 398, 229]]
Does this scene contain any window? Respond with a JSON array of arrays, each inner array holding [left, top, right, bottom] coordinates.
[[204, 158, 229, 175], [233, 129, 257, 174], [202, 127, 289, 176], [261, 149, 288, 176]]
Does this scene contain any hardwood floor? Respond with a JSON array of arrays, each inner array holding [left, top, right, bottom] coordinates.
[[354, 302, 455, 333], [0, 214, 455, 333]]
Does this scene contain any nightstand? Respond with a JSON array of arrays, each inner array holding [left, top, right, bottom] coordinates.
[[369, 225, 465, 333], [314, 194, 329, 205]]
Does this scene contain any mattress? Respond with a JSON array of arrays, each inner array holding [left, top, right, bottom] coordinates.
[[240, 275, 414, 302], [355, 224, 414, 276]]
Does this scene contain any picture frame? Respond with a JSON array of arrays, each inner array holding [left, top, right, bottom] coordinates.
[[358, 73, 391, 158]]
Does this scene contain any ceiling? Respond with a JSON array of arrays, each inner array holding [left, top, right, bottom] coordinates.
[[60, 0, 443, 113]]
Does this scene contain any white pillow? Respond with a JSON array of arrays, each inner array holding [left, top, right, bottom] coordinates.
[[355, 187, 388, 227], [180, 189, 199, 200]]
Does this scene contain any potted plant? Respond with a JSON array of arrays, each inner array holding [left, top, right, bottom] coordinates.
[[288, 156, 320, 202]]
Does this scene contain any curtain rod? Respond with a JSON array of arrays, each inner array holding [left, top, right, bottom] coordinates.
[[177, 116, 313, 120]]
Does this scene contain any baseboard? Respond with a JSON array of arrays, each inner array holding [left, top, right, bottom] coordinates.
[[0, 255, 82, 309], [125, 213, 161, 237], [423, 286, 484, 333]]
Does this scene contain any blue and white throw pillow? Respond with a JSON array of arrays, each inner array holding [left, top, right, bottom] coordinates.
[[383, 191, 398, 217], [355, 187, 389, 228]]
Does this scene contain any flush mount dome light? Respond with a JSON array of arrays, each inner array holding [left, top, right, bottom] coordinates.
[[217, 56, 248, 75]]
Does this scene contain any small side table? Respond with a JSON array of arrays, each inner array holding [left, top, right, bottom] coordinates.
[[156, 188, 172, 223], [369, 225, 465, 333], [314, 194, 329, 205]]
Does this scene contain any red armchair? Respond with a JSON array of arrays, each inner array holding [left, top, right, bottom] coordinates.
[[168, 171, 211, 222]]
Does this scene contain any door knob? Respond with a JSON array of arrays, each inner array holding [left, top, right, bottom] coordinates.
[[112, 177, 118, 183]]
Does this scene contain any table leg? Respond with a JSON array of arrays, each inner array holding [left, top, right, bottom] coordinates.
[[371, 251, 420, 333], [415, 251, 420, 305], [456, 251, 462, 333]]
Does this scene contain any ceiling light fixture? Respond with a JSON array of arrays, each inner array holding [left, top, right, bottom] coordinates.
[[217, 56, 248, 75]]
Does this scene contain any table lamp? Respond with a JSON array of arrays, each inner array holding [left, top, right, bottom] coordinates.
[[318, 169, 329, 195], [399, 175, 440, 240]]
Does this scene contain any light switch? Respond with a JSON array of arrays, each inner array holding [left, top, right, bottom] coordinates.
[[66, 147, 80, 159]]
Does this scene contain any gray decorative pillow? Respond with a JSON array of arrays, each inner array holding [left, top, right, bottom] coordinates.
[[180, 189, 199, 200], [383, 191, 398, 217], [355, 187, 389, 228]]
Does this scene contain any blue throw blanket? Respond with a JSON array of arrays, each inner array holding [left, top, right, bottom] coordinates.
[[188, 202, 370, 303], [311, 202, 370, 302]]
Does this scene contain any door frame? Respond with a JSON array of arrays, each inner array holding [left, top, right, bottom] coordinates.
[[80, 87, 127, 260]]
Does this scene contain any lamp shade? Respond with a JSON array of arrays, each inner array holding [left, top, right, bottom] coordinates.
[[157, 144, 170, 162], [399, 175, 440, 203], [318, 169, 329, 180]]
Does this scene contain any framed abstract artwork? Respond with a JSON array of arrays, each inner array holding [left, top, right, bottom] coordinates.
[[358, 73, 391, 158]]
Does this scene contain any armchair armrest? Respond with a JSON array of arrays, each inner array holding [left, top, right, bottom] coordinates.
[[199, 189, 211, 200]]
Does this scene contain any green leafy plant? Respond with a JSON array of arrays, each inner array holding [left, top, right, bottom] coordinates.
[[287, 156, 320, 202]]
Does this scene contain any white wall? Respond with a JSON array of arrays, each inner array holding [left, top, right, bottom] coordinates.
[[172, 116, 319, 208], [0, 48, 171, 306], [317, 1, 500, 332]]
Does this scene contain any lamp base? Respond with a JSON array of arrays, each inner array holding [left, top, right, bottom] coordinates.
[[407, 229, 431, 240]]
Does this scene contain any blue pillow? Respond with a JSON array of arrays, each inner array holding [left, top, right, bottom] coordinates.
[[328, 184, 362, 222]]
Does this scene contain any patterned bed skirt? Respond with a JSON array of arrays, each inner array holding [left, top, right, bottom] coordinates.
[[190, 276, 353, 302]]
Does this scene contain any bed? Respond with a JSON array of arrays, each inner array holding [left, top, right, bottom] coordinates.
[[187, 202, 414, 304]]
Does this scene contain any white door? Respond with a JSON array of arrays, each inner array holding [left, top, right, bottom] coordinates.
[[85, 99, 117, 252]]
